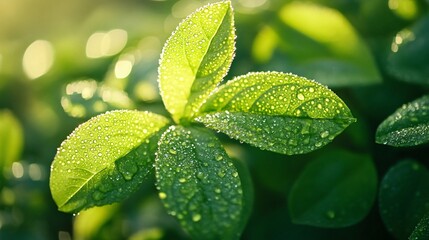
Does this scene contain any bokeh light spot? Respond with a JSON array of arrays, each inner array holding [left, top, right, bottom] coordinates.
[[86, 29, 128, 58], [22, 40, 54, 79]]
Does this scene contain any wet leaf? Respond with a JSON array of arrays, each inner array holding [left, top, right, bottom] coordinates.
[[196, 72, 356, 155], [410, 212, 429, 240], [158, 1, 235, 123], [288, 150, 377, 227], [379, 160, 429, 240], [387, 16, 429, 85], [155, 126, 244, 240], [376, 94, 429, 147], [50, 110, 170, 213], [252, 2, 381, 87], [0, 110, 24, 171], [61, 79, 135, 118]]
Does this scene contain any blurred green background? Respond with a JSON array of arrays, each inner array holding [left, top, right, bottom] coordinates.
[[1, 0, 429, 239]]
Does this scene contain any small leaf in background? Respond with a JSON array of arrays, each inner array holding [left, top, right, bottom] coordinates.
[[158, 1, 235, 122], [196, 72, 356, 155], [61, 79, 135, 118], [252, 1, 381, 87], [50, 110, 169, 213], [409, 212, 429, 240], [288, 149, 377, 228], [0, 110, 24, 173], [155, 126, 245, 240], [74, 204, 119, 240], [376, 94, 429, 147], [379, 160, 429, 240], [387, 16, 429, 85]]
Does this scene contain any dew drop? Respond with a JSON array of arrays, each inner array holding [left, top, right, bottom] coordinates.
[[196, 172, 205, 180], [169, 149, 177, 155], [192, 213, 202, 222], [297, 93, 305, 101], [159, 192, 167, 199], [214, 188, 221, 193], [179, 178, 187, 183], [326, 210, 336, 219], [320, 131, 330, 138], [315, 142, 323, 147], [232, 172, 238, 178], [92, 191, 104, 201], [215, 155, 223, 161], [217, 170, 226, 178], [288, 139, 298, 146]]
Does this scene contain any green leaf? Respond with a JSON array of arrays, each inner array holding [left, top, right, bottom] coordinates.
[[62, 79, 135, 118], [50, 110, 170, 213], [410, 212, 429, 240], [74, 204, 119, 240], [158, 1, 235, 123], [376, 94, 429, 147], [387, 16, 429, 85], [379, 160, 429, 240], [252, 2, 381, 87], [0, 110, 24, 171], [155, 126, 245, 240], [288, 150, 377, 228], [196, 72, 356, 155]]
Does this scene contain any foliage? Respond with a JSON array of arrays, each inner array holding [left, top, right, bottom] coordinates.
[[1, 0, 429, 239], [49, 1, 354, 238]]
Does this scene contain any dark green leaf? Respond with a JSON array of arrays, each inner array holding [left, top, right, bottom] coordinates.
[[380, 160, 429, 240], [410, 212, 429, 240], [155, 126, 245, 240], [158, 1, 235, 123], [376, 94, 429, 147], [196, 72, 356, 155], [288, 150, 377, 227], [387, 16, 429, 85], [50, 110, 170, 213]]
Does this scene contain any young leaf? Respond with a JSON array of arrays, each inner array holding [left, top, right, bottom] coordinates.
[[376, 94, 429, 147], [155, 126, 244, 240], [158, 1, 235, 123], [50, 110, 170, 213], [379, 160, 429, 240], [288, 150, 377, 228], [196, 72, 356, 155]]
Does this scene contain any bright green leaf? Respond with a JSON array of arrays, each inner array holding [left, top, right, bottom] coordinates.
[[74, 204, 119, 240], [252, 2, 381, 87], [387, 16, 429, 85], [0, 110, 24, 172], [50, 110, 170, 213], [196, 72, 356, 155], [376, 94, 429, 147], [158, 1, 235, 123], [379, 160, 429, 240], [155, 126, 244, 240], [62, 79, 135, 118], [409, 212, 429, 240], [288, 149, 377, 228]]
